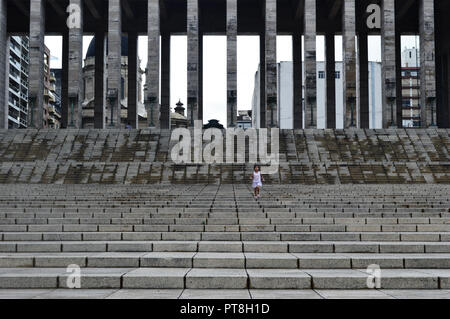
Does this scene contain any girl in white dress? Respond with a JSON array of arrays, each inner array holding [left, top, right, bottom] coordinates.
[[250, 165, 264, 199]]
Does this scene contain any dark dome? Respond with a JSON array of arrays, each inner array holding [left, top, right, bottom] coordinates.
[[85, 36, 129, 59]]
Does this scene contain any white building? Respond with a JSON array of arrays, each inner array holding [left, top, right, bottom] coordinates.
[[402, 47, 420, 68], [7, 36, 29, 129], [252, 61, 383, 129]]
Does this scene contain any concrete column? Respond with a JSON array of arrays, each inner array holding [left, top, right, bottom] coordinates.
[[446, 50, 450, 127], [438, 50, 450, 128], [293, 25, 303, 129], [161, 34, 171, 129], [419, 0, 436, 127], [61, 31, 69, 128], [325, 32, 335, 129], [28, 0, 46, 129], [395, 31, 402, 127], [0, 0, 7, 129], [226, 0, 237, 127], [358, 32, 369, 128], [127, 32, 138, 128], [187, 0, 199, 126], [147, 0, 160, 128], [265, 0, 277, 128], [107, 0, 122, 128], [381, 0, 397, 128], [198, 31, 203, 122], [259, 31, 266, 128], [304, 0, 317, 128], [444, 51, 450, 127], [67, 0, 84, 128], [342, 0, 357, 128], [94, 30, 105, 128]]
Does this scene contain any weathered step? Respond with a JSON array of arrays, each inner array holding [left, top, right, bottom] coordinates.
[[1, 232, 450, 243], [0, 268, 448, 289], [2, 240, 450, 253], [2, 252, 450, 269]]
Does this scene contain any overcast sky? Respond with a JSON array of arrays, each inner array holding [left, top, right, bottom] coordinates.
[[44, 35, 418, 127]]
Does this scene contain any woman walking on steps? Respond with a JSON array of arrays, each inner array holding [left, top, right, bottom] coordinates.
[[251, 165, 264, 199]]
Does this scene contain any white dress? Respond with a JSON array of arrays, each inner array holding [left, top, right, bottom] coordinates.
[[252, 171, 262, 189]]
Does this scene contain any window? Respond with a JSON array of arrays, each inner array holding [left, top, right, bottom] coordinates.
[[318, 71, 325, 79], [335, 71, 340, 79]]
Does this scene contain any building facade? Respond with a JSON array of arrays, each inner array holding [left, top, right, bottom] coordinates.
[[253, 61, 383, 129], [237, 110, 252, 129], [51, 68, 63, 128], [401, 47, 421, 127], [82, 36, 147, 128], [0, 0, 449, 130], [47, 69, 61, 129], [7, 36, 29, 129]]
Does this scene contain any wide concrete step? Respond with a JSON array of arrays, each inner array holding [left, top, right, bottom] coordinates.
[[2, 217, 450, 226], [0, 267, 448, 289], [0, 231, 449, 242], [2, 252, 450, 269], [2, 240, 450, 253], [1, 224, 450, 233]]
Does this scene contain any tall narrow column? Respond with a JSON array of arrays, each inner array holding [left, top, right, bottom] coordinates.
[[342, 0, 357, 128], [0, 0, 7, 129], [419, 0, 436, 127], [128, 32, 138, 128], [227, 0, 237, 127], [395, 31, 402, 127], [107, 0, 122, 128], [358, 32, 369, 128], [445, 51, 450, 127], [198, 30, 203, 122], [67, 0, 84, 128], [187, 0, 199, 126], [304, 0, 317, 128], [325, 32, 336, 129], [28, 0, 46, 128], [161, 34, 171, 129], [61, 31, 69, 128], [259, 31, 266, 128], [293, 24, 303, 129], [265, 0, 277, 128], [147, 0, 160, 128], [94, 30, 105, 128], [381, 0, 397, 128]]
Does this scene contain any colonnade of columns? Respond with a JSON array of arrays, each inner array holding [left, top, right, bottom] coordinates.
[[0, 0, 439, 129]]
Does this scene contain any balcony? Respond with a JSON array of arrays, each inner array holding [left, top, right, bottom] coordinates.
[[9, 72, 21, 84], [9, 85, 20, 98], [9, 43, 22, 57], [48, 105, 61, 118], [8, 98, 20, 111]]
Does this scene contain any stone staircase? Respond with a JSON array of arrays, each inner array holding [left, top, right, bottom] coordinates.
[[0, 128, 449, 184], [0, 183, 449, 291], [0, 128, 449, 296]]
